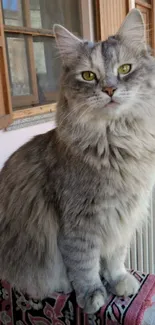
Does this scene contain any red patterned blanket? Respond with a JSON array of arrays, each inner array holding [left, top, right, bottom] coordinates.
[[0, 271, 155, 325]]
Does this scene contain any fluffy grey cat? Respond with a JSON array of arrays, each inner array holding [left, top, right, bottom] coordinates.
[[0, 9, 155, 314]]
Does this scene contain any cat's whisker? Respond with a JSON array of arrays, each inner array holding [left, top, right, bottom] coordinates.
[[76, 106, 91, 125], [58, 102, 86, 128]]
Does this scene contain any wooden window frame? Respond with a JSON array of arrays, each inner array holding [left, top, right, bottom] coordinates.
[[0, 0, 93, 122], [0, 0, 12, 129], [3, 0, 58, 109], [12, 102, 57, 119]]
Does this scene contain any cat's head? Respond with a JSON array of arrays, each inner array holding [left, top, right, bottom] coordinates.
[[54, 9, 155, 130]]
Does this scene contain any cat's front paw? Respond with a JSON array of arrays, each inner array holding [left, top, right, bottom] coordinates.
[[114, 272, 140, 297], [77, 287, 107, 314]]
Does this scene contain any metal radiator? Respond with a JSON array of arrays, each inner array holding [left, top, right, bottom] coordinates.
[[126, 189, 155, 274]]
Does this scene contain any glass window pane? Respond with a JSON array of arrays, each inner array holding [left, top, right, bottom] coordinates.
[[6, 35, 31, 96], [30, 0, 42, 28], [33, 36, 60, 104], [2, 0, 24, 26], [30, 0, 82, 36]]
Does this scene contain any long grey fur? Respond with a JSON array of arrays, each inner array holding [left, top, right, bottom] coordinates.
[[0, 9, 155, 313]]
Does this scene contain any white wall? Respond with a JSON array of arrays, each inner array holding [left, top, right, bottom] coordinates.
[[0, 121, 55, 169]]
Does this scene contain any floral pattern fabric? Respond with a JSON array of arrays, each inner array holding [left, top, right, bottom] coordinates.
[[1, 271, 155, 325]]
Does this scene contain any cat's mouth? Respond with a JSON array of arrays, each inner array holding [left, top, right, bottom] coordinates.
[[104, 100, 118, 109]]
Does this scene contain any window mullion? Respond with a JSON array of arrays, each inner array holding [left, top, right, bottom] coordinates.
[[23, 0, 31, 27], [23, 0, 39, 105], [0, 0, 12, 129]]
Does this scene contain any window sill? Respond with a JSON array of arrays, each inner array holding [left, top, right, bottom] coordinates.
[[13, 103, 56, 120], [5, 103, 56, 131], [6, 111, 56, 131]]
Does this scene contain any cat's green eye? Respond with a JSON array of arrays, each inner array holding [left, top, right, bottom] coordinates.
[[118, 64, 132, 75], [82, 71, 96, 81]]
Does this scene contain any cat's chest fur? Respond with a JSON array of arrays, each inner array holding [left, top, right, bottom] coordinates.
[[58, 154, 150, 255], [56, 121, 155, 253], [88, 126, 155, 251]]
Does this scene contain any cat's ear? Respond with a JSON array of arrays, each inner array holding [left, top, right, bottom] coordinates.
[[117, 9, 146, 50], [53, 24, 82, 64]]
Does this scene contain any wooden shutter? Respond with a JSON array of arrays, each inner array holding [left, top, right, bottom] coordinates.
[[0, 1, 12, 129], [97, 0, 129, 40]]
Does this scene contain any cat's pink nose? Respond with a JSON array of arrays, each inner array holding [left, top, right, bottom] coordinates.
[[103, 87, 117, 97]]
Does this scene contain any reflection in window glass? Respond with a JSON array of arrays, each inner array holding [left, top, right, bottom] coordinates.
[[30, 0, 82, 35], [33, 37, 60, 104], [30, 0, 42, 28], [2, 0, 24, 26], [6, 35, 31, 96], [3, 0, 82, 109]]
